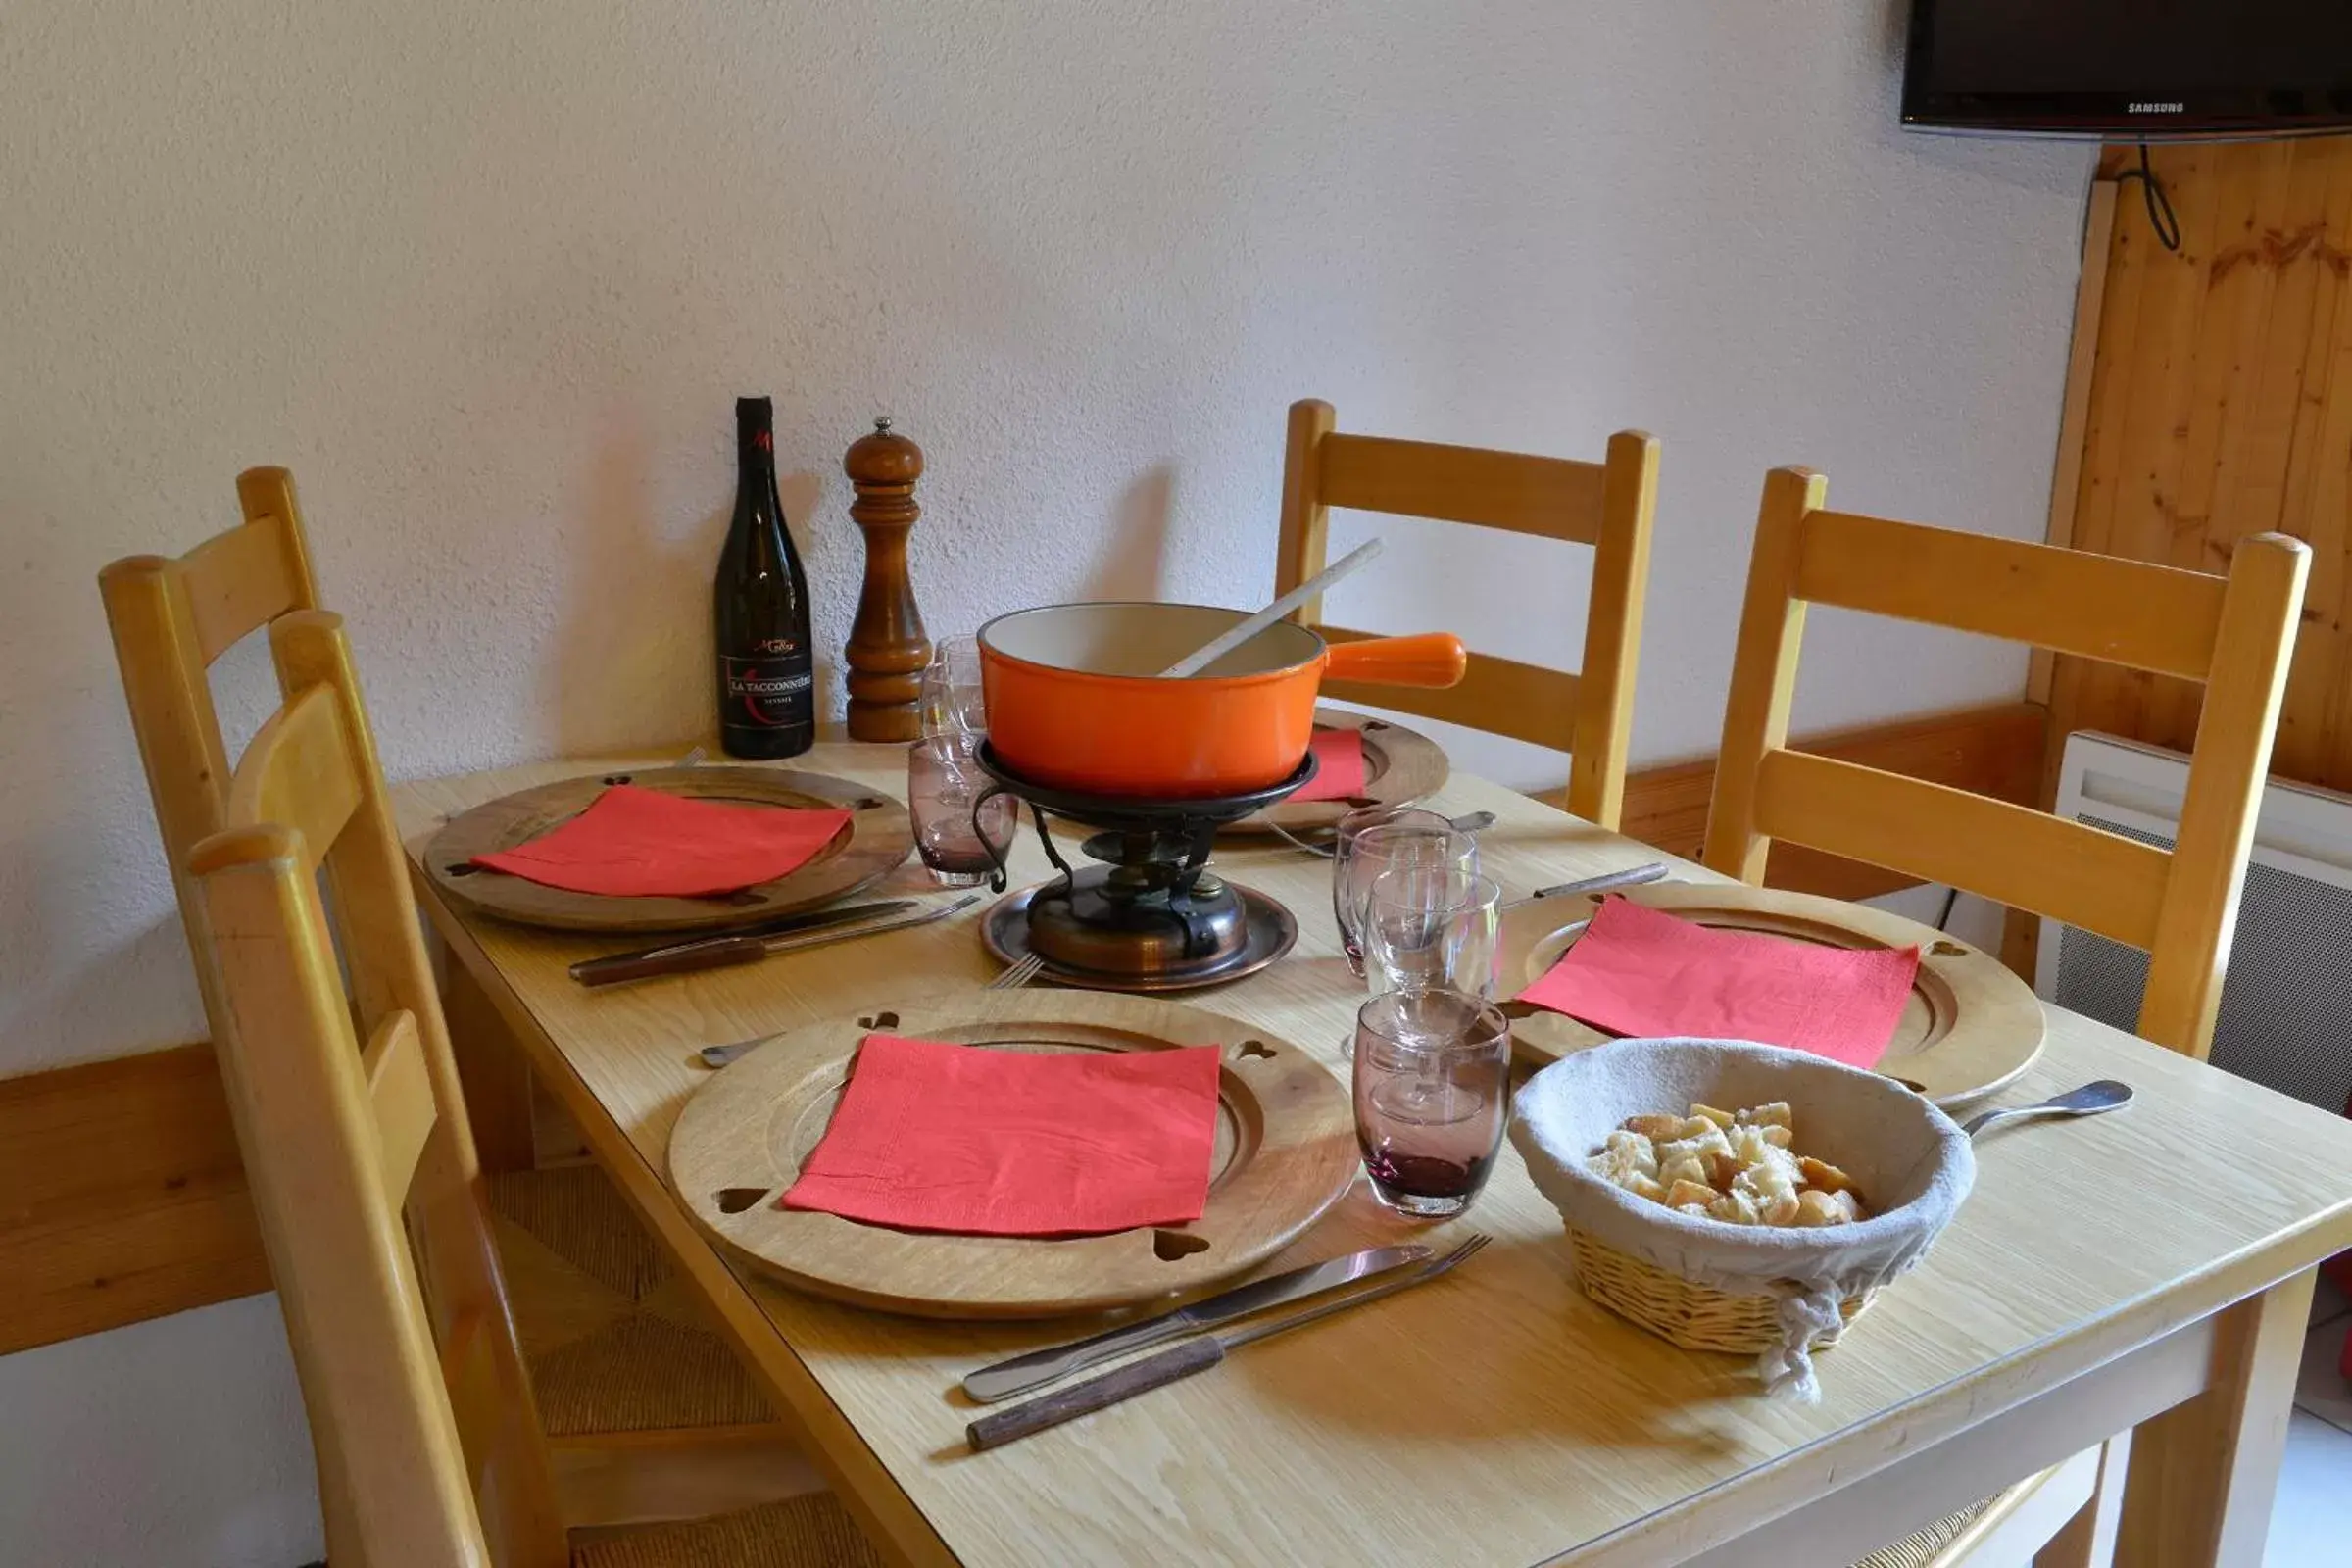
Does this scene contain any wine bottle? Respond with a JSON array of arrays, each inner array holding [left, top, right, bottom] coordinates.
[[714, 396, 815, 759]]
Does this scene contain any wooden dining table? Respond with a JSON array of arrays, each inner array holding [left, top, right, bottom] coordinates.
[[393, 735, 2352, 1568]]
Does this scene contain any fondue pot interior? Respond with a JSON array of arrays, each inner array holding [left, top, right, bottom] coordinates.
[[981, 602, 1324, 680]]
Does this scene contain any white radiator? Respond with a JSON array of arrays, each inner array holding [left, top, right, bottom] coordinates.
[[2037, 731, 2352, 1114]]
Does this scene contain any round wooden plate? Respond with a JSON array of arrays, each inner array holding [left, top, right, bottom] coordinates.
[[665, 993, 1358, 1319], [422, 765, 911, 934], [1497, 883, 2045, 1108], [1223, 708, 1449, 835]]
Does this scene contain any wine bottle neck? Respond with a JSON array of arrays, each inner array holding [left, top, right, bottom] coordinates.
[[739, 424, 776, 480]]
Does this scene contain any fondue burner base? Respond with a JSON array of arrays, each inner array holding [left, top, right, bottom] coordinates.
[[969, 743, 1306, 993], [981, 880, 1298, 994]]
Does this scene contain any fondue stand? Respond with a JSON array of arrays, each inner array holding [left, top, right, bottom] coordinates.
[[966, 593, 1464, 992], [971, 742, 1308, 992]]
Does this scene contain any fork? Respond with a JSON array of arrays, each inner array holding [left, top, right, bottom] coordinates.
[[986, 953, 1049, 991], [1406, 1232, 1490, 1281], [1266, 809, 1497, 859]]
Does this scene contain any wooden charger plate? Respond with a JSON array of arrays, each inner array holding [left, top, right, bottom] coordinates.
[[1497, 883, 2045, 1108], [1223, 708, 1449, 835], [422, 764, 910, 934], [666, 993, 1357, 1319]]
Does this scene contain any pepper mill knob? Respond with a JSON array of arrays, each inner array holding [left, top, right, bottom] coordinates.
[[843, 416, 931, 742]]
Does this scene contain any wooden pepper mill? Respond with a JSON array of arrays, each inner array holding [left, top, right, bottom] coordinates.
[[842, 416, 932, 741]]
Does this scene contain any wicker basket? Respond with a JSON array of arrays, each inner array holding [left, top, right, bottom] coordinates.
[[1566, 1227, 1874, 1354], [1511, 1038, 1973, 1385]]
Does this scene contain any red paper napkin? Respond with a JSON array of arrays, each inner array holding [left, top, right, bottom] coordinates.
[[1515, 897, 1920, 1069], [780, 1033, 1224, 1236], [1290, 727, 1369, 803], [470, 785, 852, 898]]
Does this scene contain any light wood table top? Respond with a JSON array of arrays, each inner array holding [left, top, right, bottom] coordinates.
[[395, 740, 2352, 1568]]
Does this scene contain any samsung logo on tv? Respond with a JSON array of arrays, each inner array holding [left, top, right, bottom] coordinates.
[[2130, 101, 2187, 114]]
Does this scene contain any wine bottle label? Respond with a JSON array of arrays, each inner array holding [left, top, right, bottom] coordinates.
[[722, 655, 814, 728]]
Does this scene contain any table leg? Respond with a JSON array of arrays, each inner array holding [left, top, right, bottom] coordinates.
[[2115, 1268, 2315, 1567], [2034, 1430, 2130, 1568], [442, 956, 537, 1174]]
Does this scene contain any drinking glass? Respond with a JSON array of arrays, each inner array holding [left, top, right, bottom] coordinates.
[[1352, 988, 1512, 1219], [907, 734, 1014, 887], [1361, 869, 1501, 1000], [1332, 813, 1478, 979], [919, 634, 989, 741]]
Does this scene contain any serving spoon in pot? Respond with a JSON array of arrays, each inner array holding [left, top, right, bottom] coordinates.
[[1158, 541, 1385, 678]]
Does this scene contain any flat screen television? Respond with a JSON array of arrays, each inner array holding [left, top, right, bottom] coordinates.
[[1903, 1, 2352, 137]]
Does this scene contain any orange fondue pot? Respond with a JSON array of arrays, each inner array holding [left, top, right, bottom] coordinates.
[[977, 602, 1467, 798]]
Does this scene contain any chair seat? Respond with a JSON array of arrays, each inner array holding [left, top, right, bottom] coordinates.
[[489, 1164, 774, 1436], [571, 1494, 882, 1568], [1849, 1492, 2002, 1568]]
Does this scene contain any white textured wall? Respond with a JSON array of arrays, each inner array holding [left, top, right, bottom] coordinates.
[[0, 1298, 320, 1568], [0, 2, 2090, 1562]]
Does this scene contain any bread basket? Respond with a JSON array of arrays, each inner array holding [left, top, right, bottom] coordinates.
[[1510, 1037, 1974, 1397]]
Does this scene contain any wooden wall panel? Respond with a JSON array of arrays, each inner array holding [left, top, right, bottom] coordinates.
[[0, 1043, 270, 1354], [2053, 141, 2352, 791]]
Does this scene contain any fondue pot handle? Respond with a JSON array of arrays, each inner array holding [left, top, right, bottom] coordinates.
[[971, 784, 1013, 894], [1323, 633, 1468, 690]]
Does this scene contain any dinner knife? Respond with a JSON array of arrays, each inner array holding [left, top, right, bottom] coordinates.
[[966, 1233, 1488, 1451], [960, 1243, 1430, 1404], [1510, 860, 1672, 907], [568, 900, 918, 987], [570, 896, 978, 987]]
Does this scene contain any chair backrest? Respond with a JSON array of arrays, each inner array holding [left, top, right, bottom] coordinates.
[[98, 466, 322, 1028], [1702, 467, 2310, 1058], [1274, 399, 1661, 830], [185, 611, 566, 1568]]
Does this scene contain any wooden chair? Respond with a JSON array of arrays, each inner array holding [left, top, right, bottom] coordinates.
[[99, 473, 835, 1562], [185, 610, 872, 1567], [99, 466, 321, 1024], [1275, 398, 1661, 829], [1703, 468, 2308, 1568], [1705, 467, 2307, 1061]]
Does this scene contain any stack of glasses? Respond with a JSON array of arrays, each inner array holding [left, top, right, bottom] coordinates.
[[906, 635, 1016, 886], [1329, 806, 1508, 1220]]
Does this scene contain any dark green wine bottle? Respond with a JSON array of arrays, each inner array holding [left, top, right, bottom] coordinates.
[[714, 397, 814, 759]]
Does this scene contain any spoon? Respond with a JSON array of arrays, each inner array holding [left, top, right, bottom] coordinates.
[[1157, 541, 1384, 678], [1961, 1080, 2133, 1139], [699, 1033, 774, 1069]]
